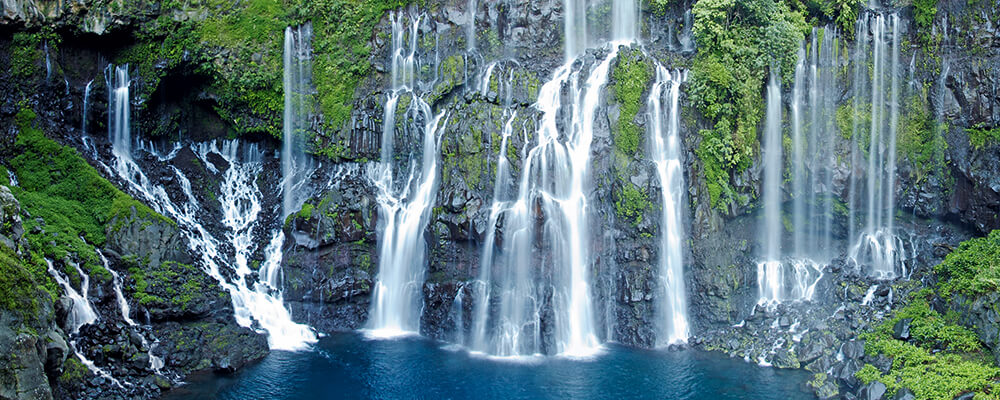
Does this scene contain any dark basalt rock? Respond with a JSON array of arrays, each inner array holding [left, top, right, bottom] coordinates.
[[892, 388, 916, 400], [859, 381, 887, 400], [891, 318, 912, 340]]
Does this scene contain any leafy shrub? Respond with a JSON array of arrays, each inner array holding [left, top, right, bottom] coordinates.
[[935, 230, 1000, 299], [689, 0, 806, 210]]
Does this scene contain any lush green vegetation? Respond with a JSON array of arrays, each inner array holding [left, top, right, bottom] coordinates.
[[291, 0, 414, 133], [112, 0, 415, 145], [116, 0, 286, 137], [10, 32, 45, 81], [968, 124, 1000, 150], [794, 0, 864, 36], [0, 245, 53, 319], [912, 0, 938, 45], [615, 183, 651, 227], [935, 230, 1000, 300], [898, 88, 948, 185], [611, 49, 654, 158], [689, 0, 806, 211], [856, 292, 999, 399], [6, 107, 169, 283]]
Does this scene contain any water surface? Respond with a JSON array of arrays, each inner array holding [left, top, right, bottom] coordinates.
[[166, 332, 814, 399]]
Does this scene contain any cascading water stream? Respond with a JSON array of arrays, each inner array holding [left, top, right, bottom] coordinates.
[[847, 12, 905, 280], [45, 259, 97, 334], [758, 71, 785, 304], [648, 66, 689, 345], [470, 0, 639, 357], [96, 249, 165, 372], [282, 24, 317, 219], [45, 258, 125, 387], [367, 12, 449, 337], [82, 79, 93, 135], [103, 64, 315, 351], [466, 0, 477, 51]]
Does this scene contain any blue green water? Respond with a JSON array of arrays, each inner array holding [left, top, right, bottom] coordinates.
[[166, 332, 814, 399]]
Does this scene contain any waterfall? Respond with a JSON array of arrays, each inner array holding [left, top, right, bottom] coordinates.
[[563, 0, 588, 60], [282, 24, 316, 219], [757, 71, 785, 304], [758, 28, 840, 305], [649, 66, 689, 345], [611, 0, 638, 42], [367, 13, 448, 337], [96, 249, 165, 372], [847, 13, 905, 280], [472, 45, 621, 359], [108, 66, 132, 163], [43, 41, 51, 81], [470, 0, 644, 358], [795, 27, 840, 261], [45, 259, 97, 334], [466, 0, 477, 51], [103, 65, 315, 350], [82, 80, 93, 135]]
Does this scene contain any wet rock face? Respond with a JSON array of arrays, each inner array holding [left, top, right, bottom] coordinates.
[[281, 169, 380, 332], [105, 207, 191, 268], [0, 185, 25, 249], [153, 321, 268, 375]]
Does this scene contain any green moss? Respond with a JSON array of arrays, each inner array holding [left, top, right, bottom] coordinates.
[[298, 203, 315, 220], [297, 0, 415, 131], [129, 261, 204, 311], [615, 183, 650, 227], [935, 230, 1000, 300], [428, 54, 465, 104], [690, 0, 806, 211], [58, 356, 89, 384], [967, 124, 1000, 150], [857, 294, 999, 399], [612, 49, 653, 157], [0, 246, 54, 318]]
